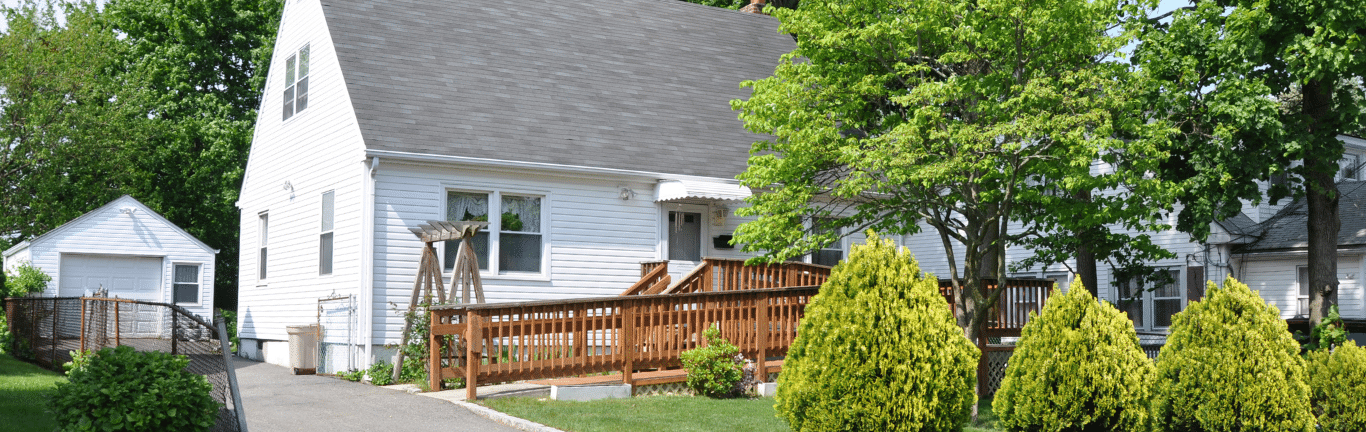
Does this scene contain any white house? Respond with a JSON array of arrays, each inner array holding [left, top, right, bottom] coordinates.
[[2, 195, 219, 320], [234, 0, 835, 368]]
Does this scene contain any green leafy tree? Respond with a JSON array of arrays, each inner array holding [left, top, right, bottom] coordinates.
[[1153, 277, 1314, 432], [2, 261, 51, 298], [775, 233, 978, 432], [1307, 340, 1366, 432], [0, 0, 144, 242], [1131, 0, 1366, 328], [993, 278, 1154, 432], [731, 0, 1173, 345], [104, 0, 282, 310]]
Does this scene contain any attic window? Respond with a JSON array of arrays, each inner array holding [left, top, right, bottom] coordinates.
[[282, 44, 310, 121]]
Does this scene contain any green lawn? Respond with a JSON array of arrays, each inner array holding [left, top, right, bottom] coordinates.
[[481, 394, 1003, 432], [0, 353, 65, 432]]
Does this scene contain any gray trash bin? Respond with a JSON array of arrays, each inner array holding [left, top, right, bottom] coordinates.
[[286, 324, 319, 375]]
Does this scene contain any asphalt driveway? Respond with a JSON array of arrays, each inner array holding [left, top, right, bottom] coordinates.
[[233, 357, 520, 432]]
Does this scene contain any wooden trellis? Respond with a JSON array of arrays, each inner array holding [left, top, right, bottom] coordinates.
[[393, 220, 487, 382]]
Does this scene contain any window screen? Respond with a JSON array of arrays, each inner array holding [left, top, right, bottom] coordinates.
[[500, 195, 542, 273]]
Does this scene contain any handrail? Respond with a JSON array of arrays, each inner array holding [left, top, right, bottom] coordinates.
[[620, 263, 670, 296], [627, 258, 834, 296], [661, 262, 709, 294], [429, 285, 820, 400]]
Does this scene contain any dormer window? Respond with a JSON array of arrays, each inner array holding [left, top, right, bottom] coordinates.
[[1338, 154, 1359, 181], [282, 44, 310, 121]]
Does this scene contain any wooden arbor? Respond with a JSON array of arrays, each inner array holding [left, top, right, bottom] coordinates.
[[392, 220, 487, 382]]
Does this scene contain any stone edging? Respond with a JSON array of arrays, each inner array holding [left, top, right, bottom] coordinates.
[[451, 400, 567, 432]]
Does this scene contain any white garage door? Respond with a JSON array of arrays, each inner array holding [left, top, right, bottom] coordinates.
[[59, 254, 163, 300]]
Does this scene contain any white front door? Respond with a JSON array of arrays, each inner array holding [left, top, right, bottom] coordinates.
[[663, 204, 709, 276]]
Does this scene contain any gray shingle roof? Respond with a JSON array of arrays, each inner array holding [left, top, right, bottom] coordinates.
[[1237, 180, 1366, 252], [321, 0, 795, 179]]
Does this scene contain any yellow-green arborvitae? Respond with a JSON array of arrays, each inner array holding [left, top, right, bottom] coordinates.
[[1153, 277, 1313, 432], [774, 233, 979, 432], [993, 277, 1154, 432], [1308, 340, 1366, 432]]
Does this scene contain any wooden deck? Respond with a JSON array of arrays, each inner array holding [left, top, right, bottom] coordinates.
[[527, 360, 785, 388]]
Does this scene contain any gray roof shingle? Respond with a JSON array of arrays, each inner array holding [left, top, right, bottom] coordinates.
[[321, 0, 795, 178], [1237, 180, 1366, 252]]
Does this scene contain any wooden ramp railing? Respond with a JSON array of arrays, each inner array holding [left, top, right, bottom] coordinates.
[[429, 285, 818, 400], [937, 278, 1055, 338], [623, 258, 832, 296]]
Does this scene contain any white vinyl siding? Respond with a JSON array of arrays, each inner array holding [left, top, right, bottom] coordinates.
[[235, 0, 367, 344]]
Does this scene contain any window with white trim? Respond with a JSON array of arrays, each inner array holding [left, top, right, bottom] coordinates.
[[811, 218, 843, 267], [173, 264, 200, 304], [1115, 268, 1182, 330], [258, 213, 269, 281], [320, 191, 334, 275], [282, 44, 309, 120], [1297, 266, 1311, 316], [444, 190, 544, 274], [1339, 154, 1360, 181]]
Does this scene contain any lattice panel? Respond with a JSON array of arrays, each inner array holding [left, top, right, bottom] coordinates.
[[982, 350, 1013, 397], [635, 381, 694, 397]]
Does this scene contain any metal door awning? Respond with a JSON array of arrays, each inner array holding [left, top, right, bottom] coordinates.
[[655, 179, 751, 202]]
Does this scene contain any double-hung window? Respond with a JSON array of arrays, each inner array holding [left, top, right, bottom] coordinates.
[[258, 213, 269, 281], [444, 190, 543, 274], [173, 264, 200, 305], [1116, 269, 1182, 330], [1297, 266, 1311, 316], [282, 44, 310, 120], [320, 191, 334, 275]]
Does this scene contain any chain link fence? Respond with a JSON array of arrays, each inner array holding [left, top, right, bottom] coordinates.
[[4, 296, 245, 432]]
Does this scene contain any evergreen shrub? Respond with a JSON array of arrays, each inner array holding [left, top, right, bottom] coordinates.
[[1308, 340, 1366, 432], [993, 277, 1154, 432], [49, 346, 218, 432], [775, 233, 978, 432], [680, 323, 744, 398], [1153, 277, 1313, 432]]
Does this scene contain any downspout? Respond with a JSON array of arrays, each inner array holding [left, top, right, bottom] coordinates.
[[360, 156, 379, 366]]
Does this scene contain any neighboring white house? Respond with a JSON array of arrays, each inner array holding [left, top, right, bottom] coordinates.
[[2, 195, 219, 321], [234, 0, 828, 368]]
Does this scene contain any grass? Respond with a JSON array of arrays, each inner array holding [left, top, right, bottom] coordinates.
[[480, 394, 1004, 432], [482, 395, 790, 432], [0, 353, 65, 432]]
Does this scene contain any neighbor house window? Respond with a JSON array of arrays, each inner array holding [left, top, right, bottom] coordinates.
[[174, 264, 199, 304], [1297, 266, 1310, 316], [444, 190, 543, 274], [259, 213, 269, 280], [320, 191, 334, 275], [811, 218, 843, 267], [1339, 154, 1360, 181], [1116, 269, 1182, 330], [282, 44, 310, 120]]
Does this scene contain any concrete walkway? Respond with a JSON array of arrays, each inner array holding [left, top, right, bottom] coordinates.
[[233, 357, 523, 432]]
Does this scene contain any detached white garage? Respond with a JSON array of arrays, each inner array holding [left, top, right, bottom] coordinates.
[[3, 196, 218, 321]]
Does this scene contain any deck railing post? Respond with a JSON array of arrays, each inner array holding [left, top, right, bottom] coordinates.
[[756, 292, 769, 382], [621, 300, 634, 388], [465, 312, 482, 401], [429, 310, 442, 393]]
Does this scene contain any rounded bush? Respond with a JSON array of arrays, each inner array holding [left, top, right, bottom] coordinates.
[[1153, 277, 1313, 432], [49, 345, 218, 432], [775, 233, 979, 432], [680, 324, 744, 398], [993, 277, 1154, 432], [1308, 340, 1366, 432]]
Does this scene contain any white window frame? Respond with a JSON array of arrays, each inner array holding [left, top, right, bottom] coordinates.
[[442, 187, 550, 279], [258, 212, 269, 283], [282, 44, 310, 121], [1115, 268, 1183, 331], [320, 190, 334, 276], [1296, 266, 1311, 316], [809, 217, 845, 267], [1339, 153, 1360, 181], [172, 263, 202, 306]]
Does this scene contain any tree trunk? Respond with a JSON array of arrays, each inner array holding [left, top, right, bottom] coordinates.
[[1303, 78, 1341, 327], [1074, 190, 1098, 295]]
